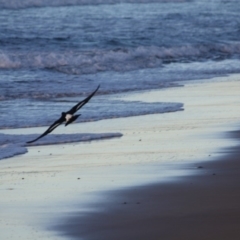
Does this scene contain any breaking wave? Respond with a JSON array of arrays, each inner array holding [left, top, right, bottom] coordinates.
[[1, 43, 240, 74]]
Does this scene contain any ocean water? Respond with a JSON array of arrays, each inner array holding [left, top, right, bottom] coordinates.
[[0, 0, 240, 158]]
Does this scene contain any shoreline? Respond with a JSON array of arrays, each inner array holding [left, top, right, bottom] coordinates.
[[58, 129, 240, 240], [0, 75, 240, 239], [54, 76, 240, 239]]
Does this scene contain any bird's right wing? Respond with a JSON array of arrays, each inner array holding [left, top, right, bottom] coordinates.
[[67, 85, 100, 115], [26, 116, 65, 144]]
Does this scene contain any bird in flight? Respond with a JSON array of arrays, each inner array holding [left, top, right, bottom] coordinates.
[[27, 85, 100, 144]]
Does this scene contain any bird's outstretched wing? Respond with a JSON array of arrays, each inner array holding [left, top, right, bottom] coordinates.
[[27, 85, 100, 144], [67, 85, 100, 115], [26, 115, 65, 144]]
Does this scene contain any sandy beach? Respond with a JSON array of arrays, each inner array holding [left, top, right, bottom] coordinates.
[[1, 74, 240, 240], [60, 137, 240, 240]]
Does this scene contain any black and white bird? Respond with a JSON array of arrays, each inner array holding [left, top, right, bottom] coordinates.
[[27, 85, 100, 144]]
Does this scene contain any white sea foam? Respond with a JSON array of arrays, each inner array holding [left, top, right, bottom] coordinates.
[[1, 43, 240, 73], [0, 132, 122, 160]]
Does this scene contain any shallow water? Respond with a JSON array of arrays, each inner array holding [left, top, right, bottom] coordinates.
[[1, 0, 240, 126]]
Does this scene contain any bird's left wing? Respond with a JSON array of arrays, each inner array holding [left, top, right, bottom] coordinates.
[[26, 115, 65, 144], [67, 85, 100, 115]]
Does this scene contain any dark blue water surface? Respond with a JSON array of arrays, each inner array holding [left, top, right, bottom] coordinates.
[[0, 0, 240, 129]]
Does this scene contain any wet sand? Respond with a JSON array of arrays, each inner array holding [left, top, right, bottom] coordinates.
[[0, 75, 240, 240], [59, 130, 240, 240], [55, 76, 240, 240]]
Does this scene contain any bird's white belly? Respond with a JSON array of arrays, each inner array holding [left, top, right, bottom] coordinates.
[[65, 114, 73, 122]]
